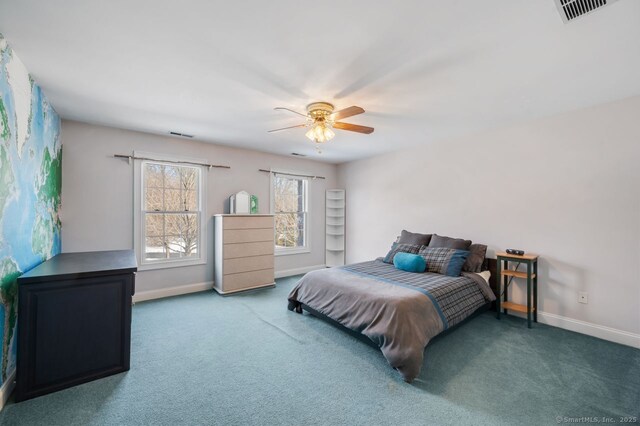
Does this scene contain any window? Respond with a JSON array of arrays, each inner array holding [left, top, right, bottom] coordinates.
[[272, 174, 309, 254], [135, 157, 206, 268]]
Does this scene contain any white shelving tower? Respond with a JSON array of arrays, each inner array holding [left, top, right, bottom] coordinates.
[[325, 189, 345, 267]]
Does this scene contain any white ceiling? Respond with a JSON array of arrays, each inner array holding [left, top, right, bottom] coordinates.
[[1, 0, 639, 163]]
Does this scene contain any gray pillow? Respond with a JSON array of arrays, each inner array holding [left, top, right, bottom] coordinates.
[[383, 243, 423, 264], [397, 230, 432, 246], [462, 244, 487, 273], [428, 234, 472, 250]]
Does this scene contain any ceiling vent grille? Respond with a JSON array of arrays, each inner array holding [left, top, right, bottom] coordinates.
[[169, 131, 194, 138], [554, 0, 619, 23]]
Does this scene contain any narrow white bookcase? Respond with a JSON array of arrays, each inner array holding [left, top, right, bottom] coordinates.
[[326, 189, 345, 267]]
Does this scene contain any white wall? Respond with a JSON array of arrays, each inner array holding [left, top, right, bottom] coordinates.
[[337, 96, 640, 345], [61, 120, 337, 295]]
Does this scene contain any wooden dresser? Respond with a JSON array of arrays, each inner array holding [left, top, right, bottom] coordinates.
[[213, 214, 275, 294]]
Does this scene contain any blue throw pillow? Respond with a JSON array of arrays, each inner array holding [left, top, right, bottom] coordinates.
[[393, 252, 427, 273], [418, 247, 470, 277]]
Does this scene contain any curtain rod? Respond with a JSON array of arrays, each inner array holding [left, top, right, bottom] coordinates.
[[258, 169, 325, 180], [114, 154, 230, 169]]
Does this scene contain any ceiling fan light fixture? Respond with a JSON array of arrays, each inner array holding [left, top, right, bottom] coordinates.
[[271, 102, 372, 153], [323, 126, 335, 141], [305, 128, 315, 141], [305, 123, 335, 143]]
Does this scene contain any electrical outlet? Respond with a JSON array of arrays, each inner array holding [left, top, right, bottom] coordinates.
[[578, 292, 588, 304]]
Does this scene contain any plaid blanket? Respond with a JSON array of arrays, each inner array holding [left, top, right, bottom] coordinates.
[[342, 259, 492, 329], [288, 259, 495, 382]]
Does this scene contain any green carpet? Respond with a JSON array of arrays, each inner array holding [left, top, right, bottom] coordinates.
[[1, 276, 638, 426]]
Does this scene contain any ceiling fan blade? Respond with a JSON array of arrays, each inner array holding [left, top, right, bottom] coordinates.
[[274, 107, 308, 118], [333, 122, 374, 134], [267, 124, 307, 133], [331, 106, 365, 121]]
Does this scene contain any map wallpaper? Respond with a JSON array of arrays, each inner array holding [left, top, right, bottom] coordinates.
[[0, 33, 62, 387]]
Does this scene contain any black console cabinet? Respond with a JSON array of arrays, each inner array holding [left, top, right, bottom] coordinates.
[[16, 250, 137, 402]]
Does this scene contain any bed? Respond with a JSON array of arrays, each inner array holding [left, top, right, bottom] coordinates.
[[287, 257, 498, 382]]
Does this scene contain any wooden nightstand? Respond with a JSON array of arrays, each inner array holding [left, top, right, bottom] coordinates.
[[496, 252, 539, 328]]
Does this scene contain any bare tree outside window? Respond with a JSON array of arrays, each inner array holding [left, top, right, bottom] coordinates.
[[143, 163, 201, 262], [273, 175, 307, 249]]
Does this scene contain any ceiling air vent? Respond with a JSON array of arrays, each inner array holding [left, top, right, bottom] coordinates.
[[169, 131, 194, 138], [554, 0, 619, 23]]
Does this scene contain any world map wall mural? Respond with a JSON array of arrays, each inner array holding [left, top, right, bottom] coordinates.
[[0, 33, 62, 388]]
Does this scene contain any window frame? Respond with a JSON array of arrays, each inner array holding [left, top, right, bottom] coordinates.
[[270, 171, 311, 256], [133, 151, 207, 270]]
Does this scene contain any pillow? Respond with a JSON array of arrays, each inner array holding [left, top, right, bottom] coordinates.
[[474, 270, 491, 284], [428, 234, 472, 251], [462, 244, 487, 273], [393, 252, 426, 273], [418, 247, 470, 277], [383, 243, 423, 264], [397, 230, 432, 246]]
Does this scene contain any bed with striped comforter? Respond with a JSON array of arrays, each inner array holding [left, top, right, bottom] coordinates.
[[287, 259, 495, 382]]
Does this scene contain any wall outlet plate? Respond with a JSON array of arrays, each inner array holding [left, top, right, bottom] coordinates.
[[578, 292, 588, 304]]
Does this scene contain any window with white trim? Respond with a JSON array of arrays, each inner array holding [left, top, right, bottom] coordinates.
[[272, 174, 309, 253], [140, 161, 204, 265]]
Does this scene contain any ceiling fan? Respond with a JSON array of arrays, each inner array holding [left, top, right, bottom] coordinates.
[[268, 102, 374, 153]]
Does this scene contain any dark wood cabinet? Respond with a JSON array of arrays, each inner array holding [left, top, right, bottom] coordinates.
[[15, 250, 137, 402]]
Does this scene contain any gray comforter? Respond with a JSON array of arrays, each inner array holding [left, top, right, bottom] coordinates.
[[287, 260, 495, 382]]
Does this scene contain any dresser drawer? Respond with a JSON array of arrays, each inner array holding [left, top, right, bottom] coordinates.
[[223, 255, 273, 275], [224, 228, 273, 244], [223, 241, 274, 259], [223, 269, 274, 292], [223, 216, 273, 230]]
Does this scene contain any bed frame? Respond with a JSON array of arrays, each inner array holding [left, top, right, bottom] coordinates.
[[289, 258, 499, 350]]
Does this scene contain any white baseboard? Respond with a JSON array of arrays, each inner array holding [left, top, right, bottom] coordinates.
[[538, 311, 640, 349], [508, 310, 640, 349], [0, 369, 16, 411], [275, 264, 325, 279], [133, 265, 323, 303], [133, 281, 213, 303]]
